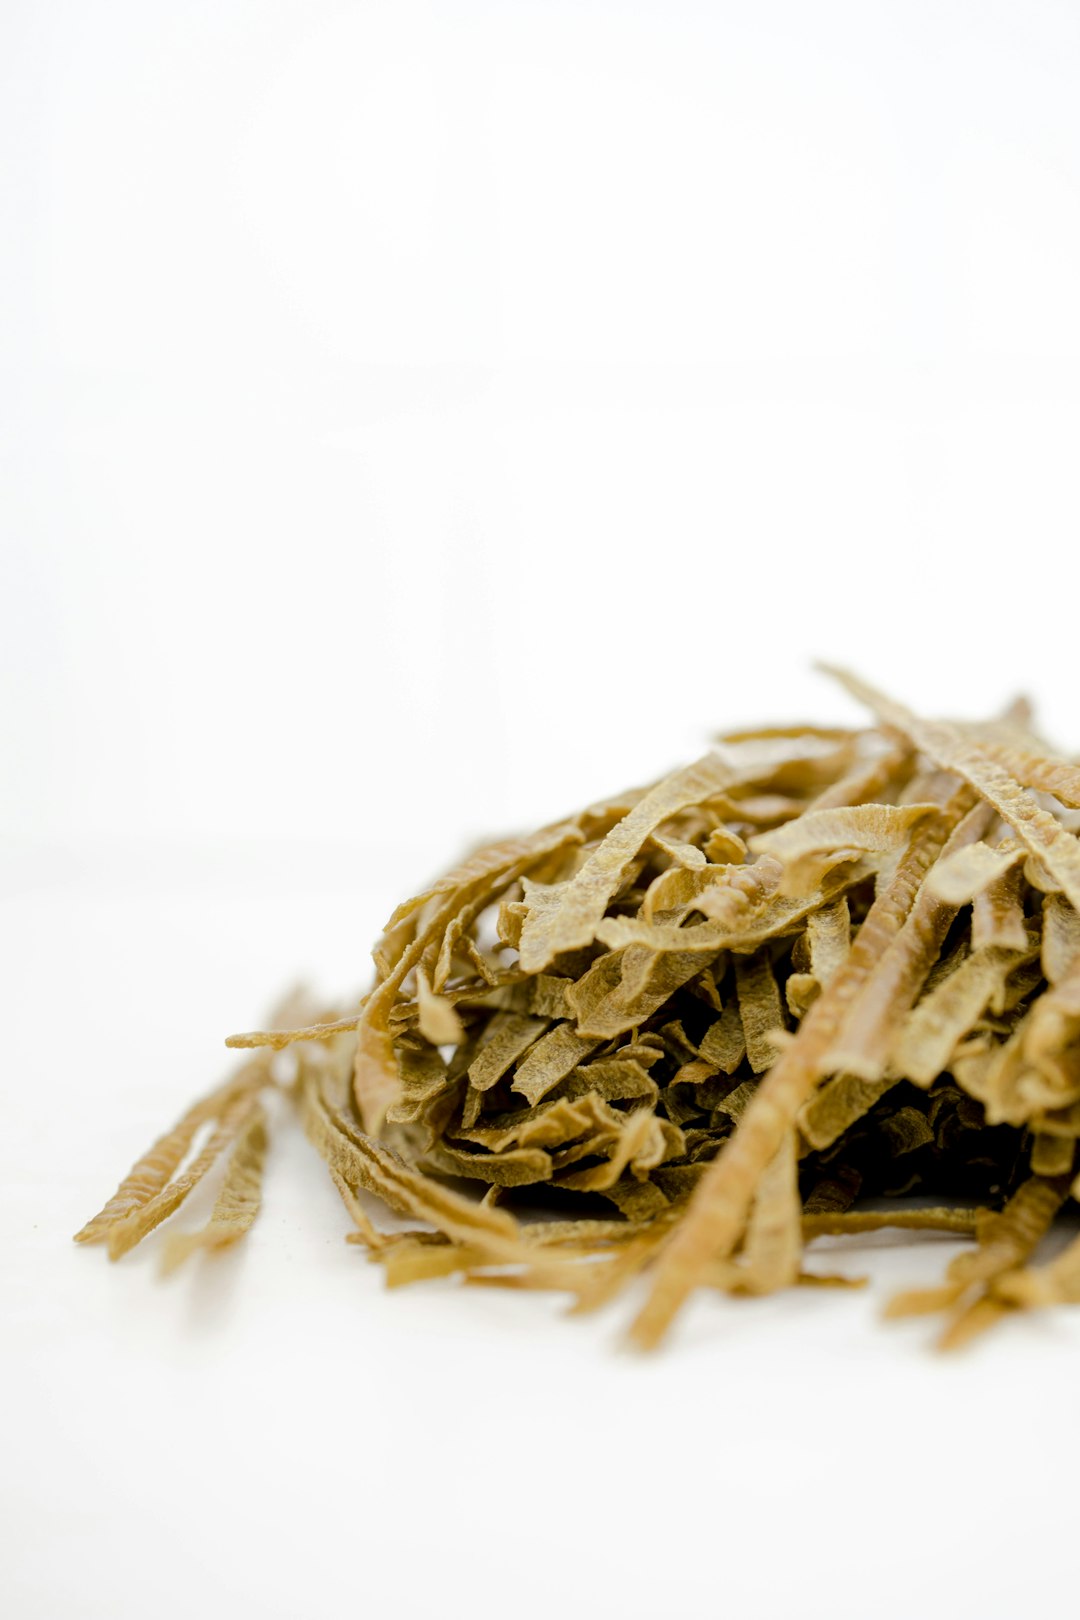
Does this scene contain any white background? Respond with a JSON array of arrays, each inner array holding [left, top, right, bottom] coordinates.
[[4, 3, 1080, 1617]]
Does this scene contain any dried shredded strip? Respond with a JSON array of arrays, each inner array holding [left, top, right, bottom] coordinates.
[[802, 1206, 983, 1238], [994, 1228, 1080, 1308], [631, 778, 970, 1348], [977, 740, 1080, 809], [226, 1013, 366, 1050], [821, 801, 993, 1082], [1023, 953, 1080, 1096], [356, 823, 585, 1130], [799, 1073, 896, 1152], [302, 1056, 525, 1259], [972, 865, 1028, 953], [885, 1175, 1069, 1342], [735, 954, 786, 1073], [568, 944, 713, 1039], [735, 1130, 801, 1294], [698, 1001, 747, 1073], [161, 1107, 269, 1273], [106, 1087, 265, 1261], [415, 968, 465, 1046], [824, 665, 1080, 915], [891, 941, 1037, 1087], [750, 802, 940, 896], [74, 1059, 268, 1244], [467, 1013, 549, 1091], [1042, 894, 1080, 986], [511, 1024, 602, 1107], [925, 839, 1025, 905], [517, 754, 743, 973]]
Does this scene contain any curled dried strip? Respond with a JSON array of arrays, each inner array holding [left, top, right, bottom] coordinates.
[[106, 1088, 264, 1261], [161, 1107, 269, 1274], [226, 1014, 364, 1050], [516, 755, 743, 974], [799, 1073, 896, 1152], [925, 840, 1024, 905], [735, 1130, 801, 1295], [885, 1175, 1069, 1344], [356, 823, 585, 1130], [891, 941, 1037, 1087], [976, 741, 1080, 809], [1041, 894, 1080, 986], [415, 968, 465, 1046], [76, 1056, 271, 1244], [802, 1207, 983, 1238], [751, 803, 940, 897], [631, 780, 968, 1349], [735, 953, 786, 1073], [824, 665, 1080, 915], [1022, 953, 1080, 1095], [972, 865, 1028, 953], [994, 1229, 1080, 1308], [821, 801, 993, 1082]]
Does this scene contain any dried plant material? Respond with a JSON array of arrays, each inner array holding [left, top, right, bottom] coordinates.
[[819, 801, 993, 1083], [736, 1130, 801, 1294], [1030, 1133, 1075, 1177], [517, 755, 741, 974], [891, 942, 1036, 1087], [698, 1001, 746, 1073], [702, 826, 750, 864], [735, 954, 786, 1073], [568, 944, 708, 1039], [885, 1175, 1069, 1340], [161, 1107, 269, 1274], [972, 865, 1028, 953], [467, 1013, 549, 1092], [925, 840, 1025, 905], [1041, 894, 1080, 986], [751, 803, 940, 896], [632, 782, 970, 1349], [799, 1072, 897, 1151], [823, 665, 1080, 915], [106, 1089, 264, 1262], [977, 741, 1080, 809], [79, 672, 1080, 1354], [415, 969, 465, 1046], [994, 1230, 1080, 1308], [226, 1013, 366, 1051], [511, 1024, 602, 1106], [801, 1207, 984, 1239]]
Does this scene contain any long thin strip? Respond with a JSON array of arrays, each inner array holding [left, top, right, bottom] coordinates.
[[802, 1206, 983, 1238], [735, 1130, 801, 1294], [517, 754, 742, 974], [355, 824, 583, 1130], [75, 1058, 269, 1243], [823, 665, 1080, 915], [630, 778, 971, 1348], [821, 800, 993, 1080], [160, 1107, 269, 1273], [106, 1088, 264, 1261], [226, 1014, 364, 1050]]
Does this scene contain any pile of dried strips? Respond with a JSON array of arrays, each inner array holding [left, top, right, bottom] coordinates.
[[77, 669, 1080, 1348]]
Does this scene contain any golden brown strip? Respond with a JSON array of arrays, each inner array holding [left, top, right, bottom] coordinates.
[[823, 666, 1080, 914], [106, 1088, 264, 1261], [161, 1107, 269, 1273], [630, 778, 971, 1348]]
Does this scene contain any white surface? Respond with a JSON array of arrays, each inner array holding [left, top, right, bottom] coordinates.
[[6, 2, 1080, 1617]]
